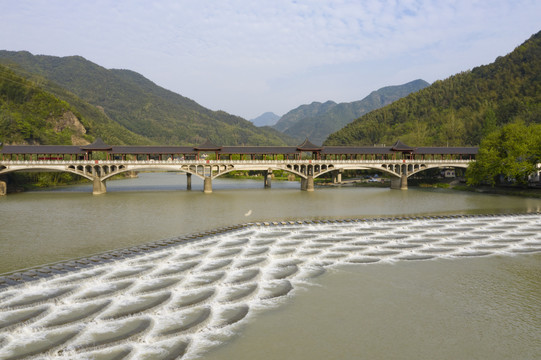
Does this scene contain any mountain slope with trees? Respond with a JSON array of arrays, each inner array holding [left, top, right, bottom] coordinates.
[[0, 51, 295, 146], [0, 64, 153, 145], [324, 31, 541, 147], [274, 79, 429, 145]]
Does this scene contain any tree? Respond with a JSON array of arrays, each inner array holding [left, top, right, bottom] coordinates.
[[466, 121, 541, 186]]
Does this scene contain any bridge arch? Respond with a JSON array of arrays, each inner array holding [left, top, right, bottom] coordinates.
[[406, 163, 469, 178], [210, 165, 308, 180], [0, 165, 95, 181], [313, 164, 402, 179]]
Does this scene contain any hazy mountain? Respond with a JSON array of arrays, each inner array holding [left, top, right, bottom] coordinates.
[[325, 31, 541, 147], [0, 51, 296, 146], [250, 112, 281, 127], [274, 79, 429, 145]]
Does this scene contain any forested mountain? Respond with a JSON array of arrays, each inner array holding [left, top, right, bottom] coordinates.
[[0, 51, 295, 146], [274, 79, 429, 145], [325, 31, 541, 146], [0, 64, 152, 145], [250, 112, 281, 127]]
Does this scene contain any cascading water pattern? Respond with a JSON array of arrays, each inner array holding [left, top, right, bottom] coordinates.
[[0, 214, 540, 359]]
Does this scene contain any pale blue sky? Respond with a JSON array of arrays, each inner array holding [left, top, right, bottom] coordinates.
[[2, 0, 540, 119]]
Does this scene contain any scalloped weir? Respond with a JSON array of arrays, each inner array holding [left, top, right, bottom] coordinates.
[[0, 213, 539, 359]]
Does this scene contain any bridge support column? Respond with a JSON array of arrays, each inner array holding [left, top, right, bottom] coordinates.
[[0, 181, 6, 196], [264, 170, 272, 188], [390, 175, 408, 190], [400, 174, 408, 190], [301, 176, 314, 191], [186, 173, 192, 190], [204, 177, 212, 194], [92, 177, 107, 195], [332, 169, 343, 184]]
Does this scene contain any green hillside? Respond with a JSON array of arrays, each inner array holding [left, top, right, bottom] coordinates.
[[0, 64, 87, 145], [325, 31, 541, 146], [0, 63, 155, 145], [274, 79, 429, 145], [0, 51, 295, 146]]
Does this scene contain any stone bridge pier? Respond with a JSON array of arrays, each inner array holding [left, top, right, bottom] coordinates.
[[186, 173, 192, 190], [93, 177, 107, 195], [204, 177, 212, 194], [390, 175, 408, 190], [0, 180, 6, 196], [264, 170, 272, 188], [90, 166, 107, 195], [300, 175, 315, 191], [388, 163, 409, 190], [332, 169, 343, 184]]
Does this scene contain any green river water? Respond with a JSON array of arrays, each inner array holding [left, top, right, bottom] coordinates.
[[0, 172, 539, 359]]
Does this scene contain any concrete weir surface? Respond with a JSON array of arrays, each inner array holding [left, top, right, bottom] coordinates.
[[0, 213, 540, 359]]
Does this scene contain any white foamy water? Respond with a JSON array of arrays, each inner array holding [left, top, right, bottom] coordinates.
[[0, 214, 540, 359]]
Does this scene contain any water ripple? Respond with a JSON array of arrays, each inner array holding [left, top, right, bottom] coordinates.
[[0, 213, 540, 359]]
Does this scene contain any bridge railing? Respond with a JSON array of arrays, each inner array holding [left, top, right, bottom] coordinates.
[[0, 159, 474, 165]]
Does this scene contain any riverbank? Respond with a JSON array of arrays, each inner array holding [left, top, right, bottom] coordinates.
[[452, 184, 541, 198], [408, 177, 541, 199], [322, 176, 541, 199], [2, 171, 138, 193]]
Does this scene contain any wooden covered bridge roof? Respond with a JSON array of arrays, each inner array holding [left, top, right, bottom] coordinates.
[[0, 139, 479, 156]]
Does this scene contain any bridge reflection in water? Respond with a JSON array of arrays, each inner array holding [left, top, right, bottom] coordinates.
[[0, 139, 477, 195]]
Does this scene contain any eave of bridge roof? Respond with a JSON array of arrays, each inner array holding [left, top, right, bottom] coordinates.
[[415, 147, 478, 155], [0, 143, 480, 156], [194, 139, 221, 151], [297, 139, 323, 151], [220, 146, 298, 154], [0, 145, 84, 154], [80, 138, 112, 151], [321, 146, 393, 155], [110, 146, 197, 154], [391, 140, 416, 152]]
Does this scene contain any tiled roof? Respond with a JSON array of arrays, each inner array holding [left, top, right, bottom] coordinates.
[[297, 139, 322, 151], [220, 146, 298, 154], [80, 138, 112, 151], [322, 146, 393, 155], [194, 139, 221, 151], [391, 140, 416, 151], [111, 146, 196, 154], [0, 140, 479, 156], [0, 145, 84, 154]]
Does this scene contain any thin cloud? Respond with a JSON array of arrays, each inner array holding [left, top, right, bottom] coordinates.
[[1, 0, 540, 118]]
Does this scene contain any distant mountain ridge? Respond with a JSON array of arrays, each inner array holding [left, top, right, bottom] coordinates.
[[0, 51, 296, 146], [324, 31, 541, 147], [273, 79, 429, 145], [250, 112, 280, 127]]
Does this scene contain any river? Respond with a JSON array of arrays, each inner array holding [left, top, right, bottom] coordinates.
[[0, 172, 540, 359]]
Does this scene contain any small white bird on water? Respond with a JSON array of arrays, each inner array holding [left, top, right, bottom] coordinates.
[[244, 209, 252, 217]]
